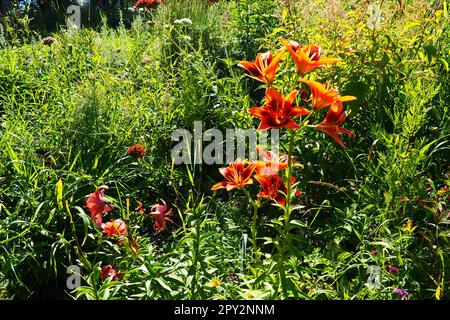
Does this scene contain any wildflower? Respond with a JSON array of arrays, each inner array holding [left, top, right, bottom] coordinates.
[[281, 38, 340, 75], [100, 264, 124, 281], [128, 144, 146, 158], [299, 78, 356, 110], [253, 145, 292, 175], [134, 0, 163, 10], [238, 49, 285, 85], [316, 100, 354, 148], [85, 187, 113, 228], [182, 35, 192, 42], [371, 250, 378, 256], [102, 219, 127, 237], [174, 18, 193, 26], [211, 159, 257, 191], [393, 288, 409, 300], [209, 277, 221, 288], [248, 88, 310, 130], [389, 266, 399, 273], [150, 199, 173, 233]]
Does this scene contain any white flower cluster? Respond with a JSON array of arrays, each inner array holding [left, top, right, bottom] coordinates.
[[174, 18, 193, 26]]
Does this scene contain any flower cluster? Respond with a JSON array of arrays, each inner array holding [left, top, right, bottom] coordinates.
[[85, 187, 173, 235], [239, 38, 356, 148], [133, 0, 163, 10], [212, 146, 300, 206], [213, 38, 356, 206], [84, 185, 173, 282], [85, 187, 127, 237], [128, 144, 146, 158]]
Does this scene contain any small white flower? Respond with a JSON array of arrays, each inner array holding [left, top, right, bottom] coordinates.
[[180, 18, 193, 26], [174, 18, 193, 26]]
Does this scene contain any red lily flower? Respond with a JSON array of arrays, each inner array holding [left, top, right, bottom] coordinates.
[[238, 49, 285, 85], [100, 264, 124, 281], [316, 100, 354, 148], [211, 159, 257, 191], [281, 38, 340, 75], [102, 219, 127, 237], [85, 188, 113, 228], [254, 145, 294, 175], [255, 174, 301, 206], [150, 199, 173, 233], [248, 87, 310, 130], [128, 144, 146, 158], [299, 78, 356, 110], [134, 0, 163, 10]]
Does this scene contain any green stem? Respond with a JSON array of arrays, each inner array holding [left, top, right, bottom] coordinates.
[[243, 188, 259, 259], [251, 199, 260, 260], [191, 217, 201, 300], [277, 128, 296, 298]]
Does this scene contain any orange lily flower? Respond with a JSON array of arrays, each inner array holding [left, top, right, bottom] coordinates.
[[128, 144, 146, 158], [248, 87, 310, 130], [255, 174, 301, 206], [254, 145, 294, 175], [85, 187, 113, 228], [281, 38, 341, 75], [299, 78, 356, 110], [238, 49, 285, 85], [212, 159, 257, 191], [102, 219, 127, 237], [316, 100, 354, 148]]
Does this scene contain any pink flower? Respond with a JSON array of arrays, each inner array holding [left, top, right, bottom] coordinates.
[[134, 0, 163, 10], [150, 199, 173, 233], [100, 264, 124, 281], [85, 188, 113, 228], [389, 266, 399, 273], [393, 288, 409, 300], [102, 219, 127, 237], [371, 250, 378, 256]]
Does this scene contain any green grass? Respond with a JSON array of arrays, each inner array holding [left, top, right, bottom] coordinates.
[[0, 0, 449, 300]]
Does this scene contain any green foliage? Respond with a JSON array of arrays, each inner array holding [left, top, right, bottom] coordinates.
[[0, 0, 449, 300]]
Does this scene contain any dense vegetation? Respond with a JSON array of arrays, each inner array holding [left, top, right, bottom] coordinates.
[[0, 0, 449, 300]]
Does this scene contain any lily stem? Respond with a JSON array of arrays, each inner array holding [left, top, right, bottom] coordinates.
[[278, 128, 296, 299], [243, 188, 260, 261]]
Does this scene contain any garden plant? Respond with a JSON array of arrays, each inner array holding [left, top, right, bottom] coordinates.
[[0, 0, 449, 301]]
